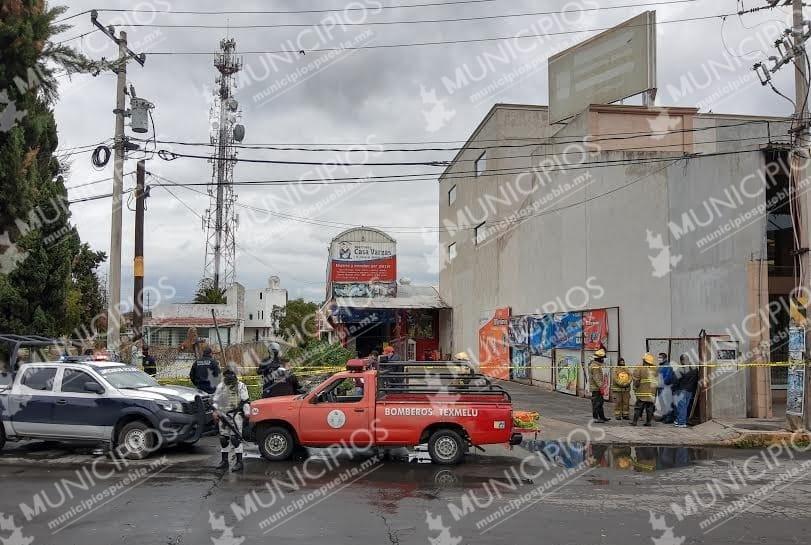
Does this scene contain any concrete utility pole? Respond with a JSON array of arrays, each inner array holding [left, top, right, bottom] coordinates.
[[107, 30, 127, 353], [132, 160, 146, 343], [792, 0, 811, 431], [91, 11, 145, 352]]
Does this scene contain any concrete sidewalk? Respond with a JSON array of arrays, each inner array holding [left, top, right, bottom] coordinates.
[[499, 379, 807, 447]]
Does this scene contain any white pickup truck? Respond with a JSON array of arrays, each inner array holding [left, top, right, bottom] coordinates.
[[0, 360, 215, 458]]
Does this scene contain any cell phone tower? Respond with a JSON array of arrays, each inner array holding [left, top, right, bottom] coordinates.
[[203, 37, 245, 291]]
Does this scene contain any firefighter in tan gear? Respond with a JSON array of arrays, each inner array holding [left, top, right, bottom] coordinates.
[[213, 365, 250, 471], [631, 353, 658, 427], [588, 349, 610, 423], [611, 358, 632, 420]]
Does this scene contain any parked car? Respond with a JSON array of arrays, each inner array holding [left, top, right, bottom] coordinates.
[[248, 359, 523, 465], [0, 360, 215, 459]]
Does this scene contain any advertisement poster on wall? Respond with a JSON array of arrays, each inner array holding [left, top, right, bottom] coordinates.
[[512, 347, 531, 380], [555, 349, 581, 395], [582, 309, 609, 349], [787, 367, 805, 416], [789, 327, 805, 355], [508, 316, 528, 347], [554, 313, 583, 349], [333, 282, 398, 298], [528, 315, 555, 355], [479, 308, 511, 380], [330, 240, 397, 284]]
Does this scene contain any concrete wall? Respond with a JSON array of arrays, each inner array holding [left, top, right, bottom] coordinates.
[[438, 104, 784, 419]]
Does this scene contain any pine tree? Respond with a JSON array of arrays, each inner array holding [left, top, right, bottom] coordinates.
[[0, 2, 102, 337]]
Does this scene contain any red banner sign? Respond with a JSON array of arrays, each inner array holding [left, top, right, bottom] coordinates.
[[330, 257, 396, 283], [479, 307, 511, 380], [582, 309, 609, 350]]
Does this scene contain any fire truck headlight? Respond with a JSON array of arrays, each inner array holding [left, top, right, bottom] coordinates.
[[494, 420, 506, 429]]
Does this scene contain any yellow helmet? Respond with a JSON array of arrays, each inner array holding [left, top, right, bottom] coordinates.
[[454, 351, 470, 361], [594, 348, 606, 358], [643, 352, 656, 365]]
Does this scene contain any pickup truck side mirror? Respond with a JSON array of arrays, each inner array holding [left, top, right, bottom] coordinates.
[[84, 382, 104, 394]]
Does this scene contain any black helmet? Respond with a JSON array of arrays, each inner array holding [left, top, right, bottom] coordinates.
[[203, 347, 213, 357]]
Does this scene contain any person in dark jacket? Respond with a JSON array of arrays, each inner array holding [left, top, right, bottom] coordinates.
[[142, 346, 157, 376], [189, 347, 221, 394], [258, 343, 301, 397], [656, 352, 676, 423], [673, 354, 699, 428]]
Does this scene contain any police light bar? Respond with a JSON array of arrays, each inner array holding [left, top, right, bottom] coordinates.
[[346, 359, 367, 372]]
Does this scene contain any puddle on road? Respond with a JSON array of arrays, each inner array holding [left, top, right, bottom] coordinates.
[[518, 439, 714, 473]]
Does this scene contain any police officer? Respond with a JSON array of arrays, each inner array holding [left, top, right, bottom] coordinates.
[[258, 343, 301, 398], [142, 346, 157, 376], [588, 349, 610, 423], [631, 353, 658, 427], [212, 365, 250, 471], [189, 347, 221, 394]]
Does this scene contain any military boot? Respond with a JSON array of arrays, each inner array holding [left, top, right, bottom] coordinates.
[[232, 453, 244, 472], [216, 452, 229, 470]]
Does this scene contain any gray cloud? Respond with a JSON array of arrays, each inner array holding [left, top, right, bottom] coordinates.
[[54, 0, 797, 303]]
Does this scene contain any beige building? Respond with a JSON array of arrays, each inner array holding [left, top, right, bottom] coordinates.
[[438, 102, 793, 419]]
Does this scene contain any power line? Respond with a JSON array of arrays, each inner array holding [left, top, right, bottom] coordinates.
[[114, 1, 699, 30], [155, 133, 784, 169], [145, 140, 785, 188], [145, 13, 737, 55], [56, 0, 504, 23], [147, 148, 766, 232], [140, 120, 783, 154], [101, 119, 784, 151]]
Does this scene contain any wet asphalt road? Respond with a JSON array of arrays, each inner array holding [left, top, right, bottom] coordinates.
[[1, 439, 810, 545]]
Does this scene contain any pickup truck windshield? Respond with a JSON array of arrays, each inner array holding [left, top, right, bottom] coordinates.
[[100, 368, 160, 389]]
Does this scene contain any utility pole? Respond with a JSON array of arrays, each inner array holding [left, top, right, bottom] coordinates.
[[792, 0, 811, 431], [132, 160, 146, 343], [91, 11, 145, 352]]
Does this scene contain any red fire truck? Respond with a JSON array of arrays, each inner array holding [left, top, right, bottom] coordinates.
[[248, 360, 523, 465]]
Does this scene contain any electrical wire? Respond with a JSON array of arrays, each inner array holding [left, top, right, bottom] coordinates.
[[147, 149, 762, 233], [68, 188, 133, 205], [103, 119, 787, 150], [117, 0, 699, 30], [155, 134, 785, 170], [146, 13, 739, 55], [56, 0, 504, 22], [144, 142, 788, 188], [145, 133, 783, 163]]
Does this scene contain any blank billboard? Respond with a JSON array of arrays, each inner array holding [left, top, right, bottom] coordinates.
[[548, 11, 657, 124]]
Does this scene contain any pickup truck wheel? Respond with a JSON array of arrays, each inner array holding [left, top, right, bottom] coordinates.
[[428, 429, 466, 465], [258, 426, 295, 461], [117, 421, 157, 460]]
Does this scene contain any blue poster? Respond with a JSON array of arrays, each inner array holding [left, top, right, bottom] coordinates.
[[508, 316, 528, 347], [512, 347, 530, 380], [554, 313, 583, 349], [789, 327, 805, 354], [528, 315, 555, 355]]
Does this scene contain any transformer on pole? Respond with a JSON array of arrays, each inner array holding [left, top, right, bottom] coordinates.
[[203, 38, 245, 291]]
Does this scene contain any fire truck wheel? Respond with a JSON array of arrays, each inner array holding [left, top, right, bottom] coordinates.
[[428, 429, 466, 465], [258, 426, 295, 461]]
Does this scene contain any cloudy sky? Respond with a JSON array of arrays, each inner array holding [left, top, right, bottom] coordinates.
[[52, 0, 798, 304]]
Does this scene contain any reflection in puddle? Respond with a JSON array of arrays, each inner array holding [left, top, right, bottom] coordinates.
[[519, 440, 712, 472]]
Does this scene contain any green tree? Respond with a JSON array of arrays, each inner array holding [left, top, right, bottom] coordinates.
[[279, 298, 319, 347], [0, 2, 97, 336], [286, 339, 356, 369], [193, 278, 226, 304]]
